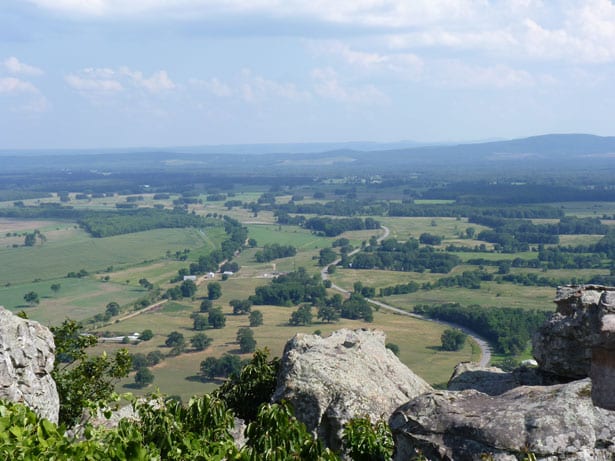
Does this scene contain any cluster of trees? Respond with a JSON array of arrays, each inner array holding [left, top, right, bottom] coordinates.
[[424, 270, 494, 290], [303, 217, 381, 237], [469, 216, 609, 254], [164, 279, 198, 300], [348, 238, 460, 273], [318, 247, 338, 266], [78, 208, 217, 238], [276, 198, 386, 217], [250, 268, 327, 306], [23, 229, 46, 246], [441, 328, 468, 351], [254, 243, 297, 262], [418, 233, 442, 245], [388, 203, 563, 219], [414, 303, 548, 355], [199, 353, 244, 380], [425, 181, 615, 205], [187, 217, 247, 277]]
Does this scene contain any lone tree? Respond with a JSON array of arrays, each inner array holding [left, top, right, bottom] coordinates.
[[192, 314, 208, 331], [236, 327, 256, 353], [249, 310, 263, 327], [50, 283, 61, 294], [208, 308, 226, 329], [134, 367, 155, 388], [230, 299, 252, 315], [140, 329, 154, 341], [180, 279, 197, 298], [199, 299, 212, 312], [105, 301, 120, 317], [190, 333, 213, 351], [289, 304, 312, 326], [441, 328, 467, 351], [165, 331, 186, 356], [207, 282, 222, 300], [23, 291, 39, 306], [317, 305, 340, 323]]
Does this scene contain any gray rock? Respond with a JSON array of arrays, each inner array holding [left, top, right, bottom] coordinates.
[[272, 328, 431, 450], [447, 362, 543, 396], [532, 285, 615, 380], [390, 379, 615, 461], [0, 306, 59, 423]]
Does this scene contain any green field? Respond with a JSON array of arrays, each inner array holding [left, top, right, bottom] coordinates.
[[0, 208, 575, 401], [0, 278, 150, 325], [0, 225, 218, 285], [96, 300, 476, 400]]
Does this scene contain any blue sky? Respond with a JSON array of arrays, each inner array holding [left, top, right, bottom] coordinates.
[[1, 0, 615, 149]]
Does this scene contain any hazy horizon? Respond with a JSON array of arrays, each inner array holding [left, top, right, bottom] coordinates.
[[2, 1, 615, 149]]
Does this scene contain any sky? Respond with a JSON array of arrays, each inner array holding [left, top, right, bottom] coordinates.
[[1, 0, 615, 149]]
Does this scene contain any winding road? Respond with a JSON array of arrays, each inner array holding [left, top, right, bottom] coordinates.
[[321, 225, 492, 367]]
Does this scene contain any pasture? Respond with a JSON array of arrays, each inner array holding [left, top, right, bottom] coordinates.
[[96, 298, 476, 400], [0, 225, 219, 285]]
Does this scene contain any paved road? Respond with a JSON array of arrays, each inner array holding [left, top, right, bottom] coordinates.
[[321, 225, 492, 367]]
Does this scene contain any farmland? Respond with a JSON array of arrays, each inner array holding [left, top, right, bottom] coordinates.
[[1, 145, 614, 399]]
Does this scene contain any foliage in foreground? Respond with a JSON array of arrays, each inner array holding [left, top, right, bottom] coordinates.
[[51, 319, 132, 427], [0, 345, 397, 460]]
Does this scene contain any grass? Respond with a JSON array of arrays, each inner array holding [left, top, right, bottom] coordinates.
[[544, 201, 615, 218], [0, 278, 150, 325], [558, 234, 604, 246], [329, 267, 555, 311], [0, 226, 218, 285], [96, 301, 476, 400], [246, 224, 333, 249], [379, 216, 490, 241]]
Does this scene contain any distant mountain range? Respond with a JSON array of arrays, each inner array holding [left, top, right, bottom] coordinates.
[[2, 133, 615, 177]]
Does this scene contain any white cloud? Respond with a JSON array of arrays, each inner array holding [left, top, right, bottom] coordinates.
[[119, 67, 176, 92], [311, 40, 423, 78], [432, 61, 537, 88], [189, 77, 233, 97], [0, 77, 38, 94], [311, 67, 388, 104], [3, 57, 43, 76], [238, 69, 310, 103], [66, 67, 176, 98], [65, 73, 123, 92], [25, 0, 481, 24]]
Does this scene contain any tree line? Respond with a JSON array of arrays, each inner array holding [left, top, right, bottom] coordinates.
[[414, 303, 549, 355]]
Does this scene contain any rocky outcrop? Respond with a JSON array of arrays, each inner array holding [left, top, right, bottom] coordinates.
[[391, 379, 615, 461], [532, 285, 615, 380], [272, 328, 431, 450], [447, 362, 543, 396], [0, 306, 59, 423]]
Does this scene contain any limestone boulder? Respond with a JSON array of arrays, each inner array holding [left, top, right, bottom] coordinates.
[[447, 362, 543, 396], [0, 306, 59, 423], [390, 379, 615, 461], [272, 328, 431, 450], [532, 286, 615, 380]]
